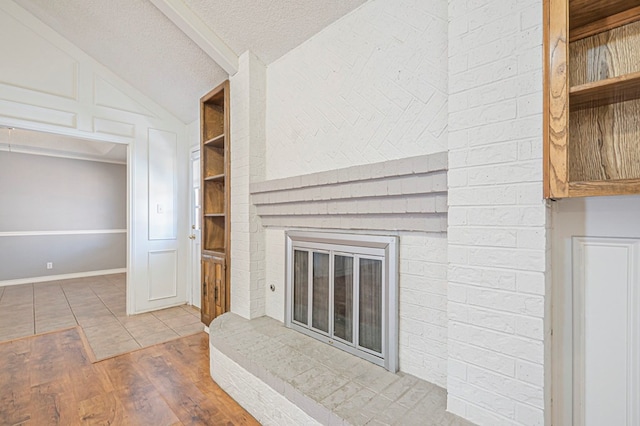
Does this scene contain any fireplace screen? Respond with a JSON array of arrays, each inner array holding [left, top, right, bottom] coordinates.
[[286, 232, 398, 371]]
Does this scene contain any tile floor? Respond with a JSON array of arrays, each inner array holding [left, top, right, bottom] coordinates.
[[0, 273, 203, 360]]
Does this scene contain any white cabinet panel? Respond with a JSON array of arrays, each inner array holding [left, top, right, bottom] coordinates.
[[573, 237, 640, 426]]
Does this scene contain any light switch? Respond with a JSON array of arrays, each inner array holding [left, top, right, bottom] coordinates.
[[157, 203, 164, 214]]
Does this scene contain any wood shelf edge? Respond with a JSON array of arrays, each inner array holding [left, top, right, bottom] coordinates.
[[569, 71, 640, 109], [204, 134, 224, 147], [570, 5, 640, 42], [204, 173, 225, 181], [568, 178, 640, 197], [204, 213, 225, 217]]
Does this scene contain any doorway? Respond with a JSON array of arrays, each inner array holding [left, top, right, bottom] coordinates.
[[0, 126, 131, 308], [189, 147, 202, 308]]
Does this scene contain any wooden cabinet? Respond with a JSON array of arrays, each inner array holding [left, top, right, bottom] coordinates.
[[200, 80, 230, 326], [201, 254, 226, 326], [544, 0, 640, 198]]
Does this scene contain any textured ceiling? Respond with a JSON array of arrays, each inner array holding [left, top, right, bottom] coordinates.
[[14, 0, 368, 123], [184, 0, 368, 64]]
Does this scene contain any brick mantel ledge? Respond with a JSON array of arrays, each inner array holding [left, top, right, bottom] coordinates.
[[249, 152, 448, 233]]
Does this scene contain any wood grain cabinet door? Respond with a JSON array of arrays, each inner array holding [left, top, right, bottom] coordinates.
[[212, 257, 226, 318], [201, 254, 226, 326], [201, 258, 213, 326]]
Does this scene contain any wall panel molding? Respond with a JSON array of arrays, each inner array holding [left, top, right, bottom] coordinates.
[[572, 237, 640, 426], [148, 128, 178, 240], [148, 250, 178, 301]]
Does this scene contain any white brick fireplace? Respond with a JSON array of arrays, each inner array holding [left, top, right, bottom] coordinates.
[[251, 152, 449, 386]]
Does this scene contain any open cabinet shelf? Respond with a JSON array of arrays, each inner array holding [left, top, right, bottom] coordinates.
[[570, 71, 640, 109], [200, 80, 230, 326], [204, 133, 225, 148], [544, 0, 640, 198]]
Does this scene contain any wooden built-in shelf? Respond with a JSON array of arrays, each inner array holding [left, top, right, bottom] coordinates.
[[570, 5, 640, 41], [204, 173, 225, 182], [545, 0, 640, 198], [200, 80, 230, 326], [570, 0, 640, 31], [568, 178, 640, 197], [570, 71, 640, 109], [204, 133, 225, 148]]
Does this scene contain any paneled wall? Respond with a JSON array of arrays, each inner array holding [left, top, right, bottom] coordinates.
[[0, 1, 189, 313]]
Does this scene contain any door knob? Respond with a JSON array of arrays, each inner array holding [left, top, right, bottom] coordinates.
[[188, 234, 196, 240]]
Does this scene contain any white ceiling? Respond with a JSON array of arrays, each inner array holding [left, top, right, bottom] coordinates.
[[15, 0, 368, 124]]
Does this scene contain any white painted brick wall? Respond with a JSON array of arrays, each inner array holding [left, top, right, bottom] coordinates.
[[210, 346, 320, 426], [265, 228, 285, 322], [261, 0, 451, 390], [398, 232, 448, 387], [447, 1, 546, 425], [265, 0, 448, 180], [263, 230, 449, 388], [230, 51, 267, 319]]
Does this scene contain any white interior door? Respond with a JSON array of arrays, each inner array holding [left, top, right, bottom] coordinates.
[[189, 149, 202, 308]]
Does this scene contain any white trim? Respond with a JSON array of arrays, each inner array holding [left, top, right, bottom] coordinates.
[[149, 0, 239, 75], [0, 268, 126, 287], [0, 229, 126, 237], [0, 144, 126, 165]]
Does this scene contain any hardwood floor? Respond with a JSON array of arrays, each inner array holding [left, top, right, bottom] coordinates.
[[0, 327, 259, 425]]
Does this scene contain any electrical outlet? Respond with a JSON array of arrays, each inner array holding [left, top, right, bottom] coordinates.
[[46, 262, 53, 269]]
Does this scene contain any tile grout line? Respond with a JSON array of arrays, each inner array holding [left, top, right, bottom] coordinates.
[[31, 283, 35, 335], [152, 306, 203, 336], [60, 282, 81, 329], [88, 280, 143, 349]]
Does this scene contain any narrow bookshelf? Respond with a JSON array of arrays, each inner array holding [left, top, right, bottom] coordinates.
[[200, 80, 230, 325]]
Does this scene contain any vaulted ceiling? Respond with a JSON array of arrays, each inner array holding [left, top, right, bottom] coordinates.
[[15, 0, 368, 123]]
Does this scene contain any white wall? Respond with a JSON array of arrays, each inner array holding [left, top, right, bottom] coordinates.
[[0, 1, 190, 313], [261, 0, 450, 387], [265, 0, 448, 180], [447, 1, 546, 425]]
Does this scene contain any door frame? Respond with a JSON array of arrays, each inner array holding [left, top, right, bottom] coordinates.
[[188, 146, 201, 307]]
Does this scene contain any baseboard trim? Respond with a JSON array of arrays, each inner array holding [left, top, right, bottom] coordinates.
[[0, 268, 126, 287]]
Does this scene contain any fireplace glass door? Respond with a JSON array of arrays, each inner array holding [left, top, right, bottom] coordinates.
[[288, 239, 393, 368]]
